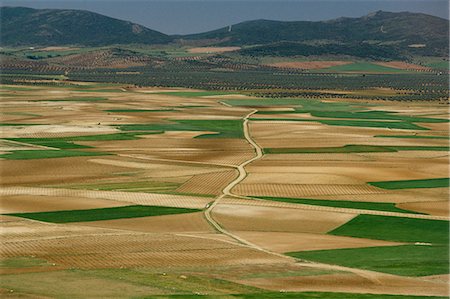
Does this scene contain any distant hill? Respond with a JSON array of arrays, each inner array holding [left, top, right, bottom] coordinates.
[[1, 7, 447, 58], [183, 11, 449, 57], [0, 7, 171, 46]]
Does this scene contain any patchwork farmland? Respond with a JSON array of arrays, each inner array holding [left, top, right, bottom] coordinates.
[[0, 82, 448, 298]]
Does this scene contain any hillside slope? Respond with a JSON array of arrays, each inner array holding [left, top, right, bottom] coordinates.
[[0, 7, 171, 46], [183, 11, 449, 56]]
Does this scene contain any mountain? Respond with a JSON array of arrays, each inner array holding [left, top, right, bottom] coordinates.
[[1, 7, 447, 58], [0, 7, 171, 46], [183, 11, 449, 56]]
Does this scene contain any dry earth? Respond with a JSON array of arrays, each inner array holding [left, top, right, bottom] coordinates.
[[0, 84, 448, 297]]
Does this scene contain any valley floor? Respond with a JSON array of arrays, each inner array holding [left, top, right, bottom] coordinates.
[[0, 83, 448, 298]]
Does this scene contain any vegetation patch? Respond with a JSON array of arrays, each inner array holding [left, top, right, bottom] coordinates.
[[369, 178, 450, 190], [5, 131, 163, 149], [1, 257, 51, 269], [287, 244, 449, 276], [6, 205, 201, 223], [0, 149, 110, 160], [263, 145, 449, 154], [0, 268, 261, 298], [254, 196, 420, 214], [6, 138, 92, 149], [329, 214, 449, 244], [252, 118, 428, 130], [118, 119, 244, 138], [305, 110, 448, 124]]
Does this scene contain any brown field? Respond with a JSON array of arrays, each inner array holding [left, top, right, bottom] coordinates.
[[0, 194, 127, 213], [0, 84, 448, 297], [230, 231, 402, 252], [212, 203, 357, 233], [238, 272, 449, 296], [268, 61, 352, 69], [79, 212, 213, 233], [374, 61, 432, 71]]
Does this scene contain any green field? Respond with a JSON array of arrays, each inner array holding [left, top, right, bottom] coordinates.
[[0, 268, 260, 298], [425, 61, 449, 70], [288, 244, 449, 276], [329, 214, 449, 244], [118, 119, 244, 138], [252, 118, 428, 130], [6, 138, 92, 149], [5, 131, 164, 149], [263, 145, 449, 154], [369, 178, 450, 189], [305, 110, 448, 124], [0, 149, 110, 160], [1, 257, 51, 269], [6, 205, 201, 223], [233, 98, 445, 130], [255, 196, 419, 214]]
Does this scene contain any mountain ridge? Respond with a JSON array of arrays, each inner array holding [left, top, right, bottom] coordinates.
[[0, 6, 171, 46], [1, 7, 447, 57]]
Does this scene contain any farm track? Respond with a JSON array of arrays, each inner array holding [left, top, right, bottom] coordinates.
[[203, 110, 282, 254], [202, 109, 449, 287]]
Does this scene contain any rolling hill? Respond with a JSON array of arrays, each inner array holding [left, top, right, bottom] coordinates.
[[183, 11, 449, 57], [1, 7, 447, 58], [0, 6, 171, 46]]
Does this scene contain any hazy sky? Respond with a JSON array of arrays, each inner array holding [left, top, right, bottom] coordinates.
[[1, 0, 448, 34]]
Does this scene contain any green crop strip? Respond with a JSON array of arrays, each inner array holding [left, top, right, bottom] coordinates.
[[0, 150, 110, 160], [251, 118, 428, 130], [5, 131, 163, 148], [254, 196, 420, 214], [369, 178, 450, 189], [288, 244, 449, 276], [263, 145, 449, 154], [118, 119, 244, 138], [329, 214, 449, 244], [6, 205, 201, 223]]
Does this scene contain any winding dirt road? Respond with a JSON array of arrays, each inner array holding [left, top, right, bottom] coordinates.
[[201, 108, 450, 289]]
